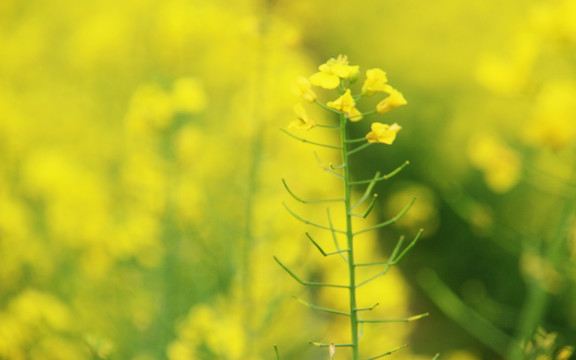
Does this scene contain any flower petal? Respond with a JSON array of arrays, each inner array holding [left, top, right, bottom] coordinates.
[[310, 72, 340, 89]]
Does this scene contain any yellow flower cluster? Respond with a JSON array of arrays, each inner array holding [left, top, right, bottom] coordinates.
[[310, 54, 359, 89], [291, 55, 407, 144]]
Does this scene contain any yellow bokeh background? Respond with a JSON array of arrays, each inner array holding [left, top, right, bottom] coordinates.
[[1, 0, 576, 359]]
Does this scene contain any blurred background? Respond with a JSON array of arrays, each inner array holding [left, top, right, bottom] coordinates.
[[1, 0, 575, 359]]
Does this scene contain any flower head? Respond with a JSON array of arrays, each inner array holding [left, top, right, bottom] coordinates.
[[366, 122, 402, 144], [310, 55, 360, 89], [289, 103, 316, 130], [327, 89, 363, 121], [376, 86, 407, 114], [362, 68, 389, 96], [293, 77, 317, 103]]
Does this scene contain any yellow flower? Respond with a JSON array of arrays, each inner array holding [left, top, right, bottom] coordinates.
[[467, 134, 521, 193], [172, 77, 207, 113], [362, 68, 388, 96], [376, 86, 407, 114], [310, 55, 360, 89], [293, 77, 317, 103], [366, 122, 402, 144], [289, 103, 316, 130], [523, 81, 576, 151], [327, 89, 363, 121]]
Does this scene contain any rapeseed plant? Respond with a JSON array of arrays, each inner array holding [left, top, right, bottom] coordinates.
[[276, 55, 430, 360]]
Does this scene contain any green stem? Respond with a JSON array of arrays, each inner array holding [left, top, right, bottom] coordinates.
[[418, 269, 511, 356], [508, 158, 576, 359], [340, 113, 360, 360]]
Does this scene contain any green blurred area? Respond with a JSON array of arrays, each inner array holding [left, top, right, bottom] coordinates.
[[1, 0, 576, 359]]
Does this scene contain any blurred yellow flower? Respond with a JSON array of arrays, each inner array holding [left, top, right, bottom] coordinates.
[[475, 32, 537, 96], [524, 81, 576, 151], [166, 340, 195, 360], [557, 346, 574, 360], [362, 68, 388, 96], [310, 55, 359, 89], [520, 252, 562, 293], [172, 77, 207, 113], [293, 76, 317, 102], [126, 84, 174, 132], [289, 103, 316, 130], [376, 86, 407, 114], [9, 289, 72, 331], [327, 89, 363, 121], [366, 122, 402, 144], [468, 134, 522, 193], [169, 303, 247, 360]]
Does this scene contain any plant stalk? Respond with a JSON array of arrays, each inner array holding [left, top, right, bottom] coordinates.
[[340, 113, 360, 360]]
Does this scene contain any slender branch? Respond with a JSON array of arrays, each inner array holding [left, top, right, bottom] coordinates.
[[390, 229, 424, 264], [355, 303, 380, 311], [361, 194, 378, 218], [360, 109, 377, 117], [294, 296, 351, 316], [348, 142, 373, 156], [316, 123, 340, 129], [314, 152, 345, 180], [356, 236, 404, 288], [356, 231, 421, 288], [323, 167, 345, 180], [282, 179, 344, 204], [354, 197, 416, 235], [280, 128, 342, 149], [359, 313, 429, 323], [388, 235, 406, 263], [306, 232, 327, 256], [356, 265, 393, 288], [365, 345, 407, 360], [327, 208, 349, 263], [274, 345, 280, 360], [274, 256, 349, 288], [283, 202, 346, 234], [306, 232, 350, 256], [309, 341, 354, 348], [346, 137, 368, 144], [351, 195, 379, 218], [351, 161, 410, 186], [355, 261, 392, 267], [351, 172, 381, 211]]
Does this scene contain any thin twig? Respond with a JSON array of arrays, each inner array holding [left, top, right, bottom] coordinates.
[[280, 128, 341, 149], [351, 161, 410, 186], [274, 256, 349, 288], [354, 197, 416, 235]]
